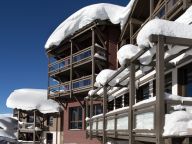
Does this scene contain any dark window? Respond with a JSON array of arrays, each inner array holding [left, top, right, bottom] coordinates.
[[116, 96, 122, 109], [178, 63, 192, 97], [88, 104, 103, 117], [137, 83, 150, 102], [27, 115, 34, 123], [47, 116, 54, 126], [124, 93, 129, 107], [69, 107, 82, 129], [153, 72, 172, 96], [108, 100, 114, 111], [46, 133, 53, 144]]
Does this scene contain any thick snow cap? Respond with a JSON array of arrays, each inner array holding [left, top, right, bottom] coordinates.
[[45, 1, 135, 49], [6, 89, 61, 114]]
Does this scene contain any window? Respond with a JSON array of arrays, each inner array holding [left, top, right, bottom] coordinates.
[[69, 107, 82, 129], [108, 100, 114, 111], [47, 116, 54, 126], [88, 104, 103, 117], [27, 115, 34, 123], [116, 96, 123, 109], [178, 63, 192, 97], [137, 83, 150, 102], [46, 133, 53, 144], [153, 72, 172, 96]]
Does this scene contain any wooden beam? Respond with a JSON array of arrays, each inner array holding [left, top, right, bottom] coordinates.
[[129, 62, 135, 144], [33, 110, 36, 143], [155, 35, 165, 144], [103, 86, 108, 144], [95, 27, 107, 49], [149, 34, 192, 47], [70, 40, 73, 98]]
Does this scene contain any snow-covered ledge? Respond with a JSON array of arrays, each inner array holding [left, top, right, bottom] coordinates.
[[6, 89, 62, 114]]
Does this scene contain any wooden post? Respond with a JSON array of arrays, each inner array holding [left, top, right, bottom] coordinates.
[[150, 0, 154, 19], [103, 86, 108, 144], [48, 54, 51, 99], [156, 35, 165, 144], [130, 22, 133, 44], [129, 63, 135, 144], [85, 99, 89, 138], [90, 96, 93, 140], [17, 110, 20, 140], [33, 110, 36, 143], [70, 41, 73, 98]]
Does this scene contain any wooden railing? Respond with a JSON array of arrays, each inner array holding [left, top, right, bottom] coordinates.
[[87, 99, 192, 140], [19, 122, 42, 132], [48, 45, 106, 76], [48, 75, 93, 97]]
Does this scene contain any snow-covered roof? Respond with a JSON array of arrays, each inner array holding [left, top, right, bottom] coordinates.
[[6, 89, 61, 114], [45, 1, 135, 49], [175, 6, 192, 25]]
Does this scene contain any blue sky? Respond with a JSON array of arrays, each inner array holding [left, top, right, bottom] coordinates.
[[0, 0, 128, 114]]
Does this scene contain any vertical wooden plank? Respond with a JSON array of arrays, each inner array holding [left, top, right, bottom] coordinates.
[[33, 111, 36, 143], [70, 41, 73, 98], [85, 99, 89, 138], [150, 0, 154, 19], [103, 86, 108, 144], [90, 96, 93, 139], [17, 110, 20, 140], [129, 63, 135, 144], [47, 54, 51, 99], [130, 22, 133, 44], [156, 35, 165, 144]]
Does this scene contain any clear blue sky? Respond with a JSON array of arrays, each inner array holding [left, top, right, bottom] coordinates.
[[0, 0, 128, 114]]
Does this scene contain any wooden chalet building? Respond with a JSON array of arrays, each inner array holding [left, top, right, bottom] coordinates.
[[46, 20, 121, 143], [85, 0, 192, 144]]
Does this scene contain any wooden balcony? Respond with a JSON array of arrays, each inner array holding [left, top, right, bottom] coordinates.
[[48, 45, 106, 77], [48, 75, 94, 98], [87, 99, 192, 142]]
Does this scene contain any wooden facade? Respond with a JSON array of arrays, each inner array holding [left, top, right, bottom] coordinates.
[[86, 0, 192, 144], [47, 20, 121, 144]]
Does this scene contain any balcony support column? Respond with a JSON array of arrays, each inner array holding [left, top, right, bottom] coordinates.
[[70, 40, 73, 98], [129, 62, 135, 144], [33, 110, 36, 143], [103, 86, 108, 144], [155, 35, 165, 144]]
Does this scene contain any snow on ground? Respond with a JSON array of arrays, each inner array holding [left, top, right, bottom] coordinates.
[[45, 1, 135, 49], [164, 111, 192, 136], [0, 115, 18, 143], [6, 89, 61, 114]]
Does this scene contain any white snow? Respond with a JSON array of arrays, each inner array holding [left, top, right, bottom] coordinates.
[[175, 6, 192, 25], [94, 53, 106, 60], [6, 89, 61, 114], [163, 111, 192, 136], [117, 44, 141, 66], [45, 1, 135, 49], [136, 19, 192, 65], [96, 69, 116, 86], [0, 115, 18, 143]]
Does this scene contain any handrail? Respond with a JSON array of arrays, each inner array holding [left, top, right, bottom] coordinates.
[[49, 56, 70, 67]]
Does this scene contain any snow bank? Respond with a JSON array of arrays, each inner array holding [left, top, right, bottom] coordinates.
[[164, 111, 192, 136], [117, 44, 141, 66], [45, 1, 135, 49], [0, 115, 18, 143], [0, 130, 17, 143], [0, 117, 17, 130], [176, 6, 192, 25], [6, 89, 61, 114]]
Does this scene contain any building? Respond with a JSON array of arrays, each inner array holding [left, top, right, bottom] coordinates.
[[46, 19, 121, 143], [7, 89, 62, 144], [86, 0, 192, 144]]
